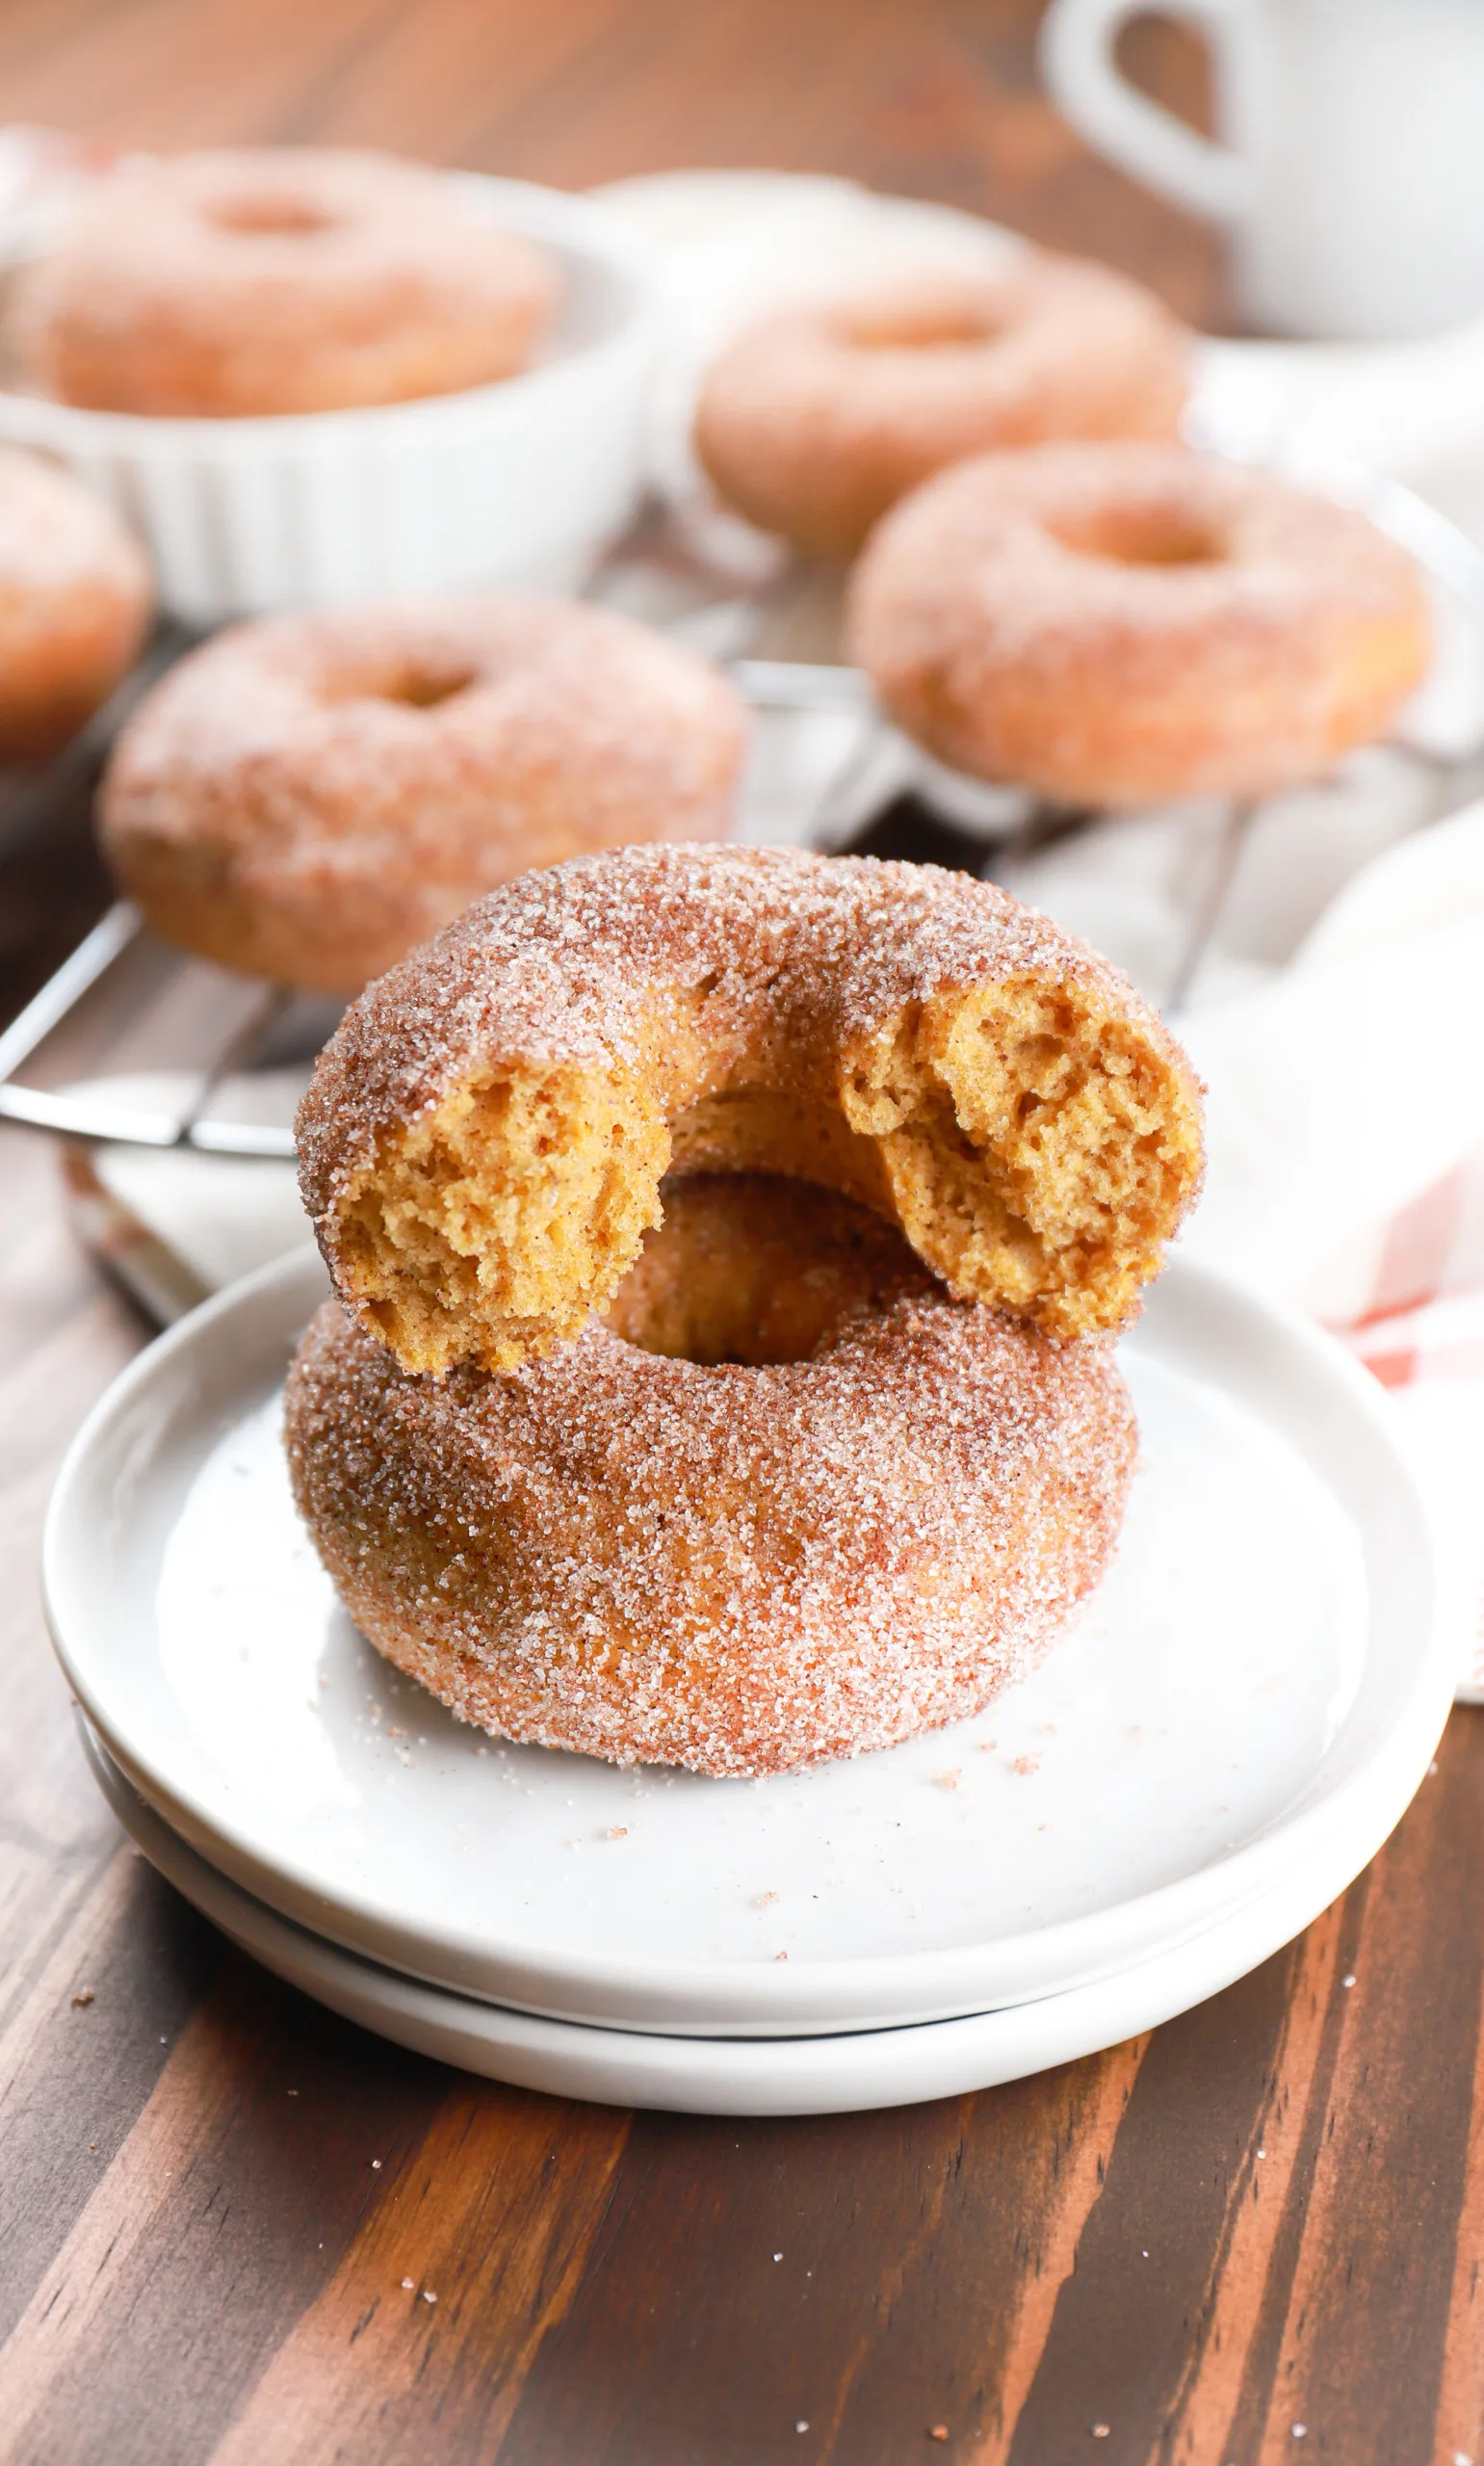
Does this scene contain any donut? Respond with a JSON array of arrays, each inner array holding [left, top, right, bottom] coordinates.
[[692, 254, 1189, 560], [846, 441, 1432, 805], [0, 449, 151, 760], [99, 598, 747, 996], [284, 1173, 1137, 1777], [18, 147, 555, 417], [295, 844, 1204, 1369]]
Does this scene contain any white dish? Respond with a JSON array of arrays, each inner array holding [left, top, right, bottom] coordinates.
[[82, 1719, 1388, 2116], [0, 176, 660, 622], [44, 1246, 1447, 2037]]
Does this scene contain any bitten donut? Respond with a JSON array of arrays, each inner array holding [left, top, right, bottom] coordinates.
[[19, 147, 555, 417], [285, 1174, 1136, 1776], [692, 253, 1190, 560], [100, 598, 747, 995], [0, 449, 151, 761], [296, 844, 1204, 1367], [846, 441, 1432, 805]]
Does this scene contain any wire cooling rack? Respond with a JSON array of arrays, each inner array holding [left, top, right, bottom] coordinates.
[[6, 469, 1484, 1173], [0, 607, 1070, 1168]]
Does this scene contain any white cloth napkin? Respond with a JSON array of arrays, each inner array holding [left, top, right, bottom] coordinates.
[[1173, 806, 1484, 1700]]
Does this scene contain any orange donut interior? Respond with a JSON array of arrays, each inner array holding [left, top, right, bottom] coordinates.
[[334, 964, 1201, 1373]]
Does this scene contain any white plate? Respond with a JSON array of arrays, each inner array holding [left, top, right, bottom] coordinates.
[[44, 1246, 1447, 2036], [82, 1719, 1387, 2117]]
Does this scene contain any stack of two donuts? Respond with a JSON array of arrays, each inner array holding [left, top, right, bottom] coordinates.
[[285, 843, 1204, 1780], [693, 249, 1432, 806]]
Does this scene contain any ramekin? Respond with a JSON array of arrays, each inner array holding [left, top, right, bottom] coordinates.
[[0, 174, 662, 623]]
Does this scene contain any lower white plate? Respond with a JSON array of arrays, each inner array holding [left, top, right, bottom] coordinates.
[[44, 1246, 1448, 2038], [82, 1719, 1382, 2117]]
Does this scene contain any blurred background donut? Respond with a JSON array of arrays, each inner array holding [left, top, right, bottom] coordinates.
[[0, 446, 150, 760]]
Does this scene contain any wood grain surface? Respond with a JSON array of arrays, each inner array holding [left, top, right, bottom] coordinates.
[[0, 6, 1474, 2462]]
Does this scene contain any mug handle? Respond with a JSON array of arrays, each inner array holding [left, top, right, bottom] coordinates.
[[1039, 0, 1254, 224]]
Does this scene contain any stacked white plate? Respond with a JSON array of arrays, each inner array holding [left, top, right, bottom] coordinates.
[[45, 1247, 1452, 2114]]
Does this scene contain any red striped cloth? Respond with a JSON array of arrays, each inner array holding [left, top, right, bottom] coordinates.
[[1321, 1151, 1484, 1697]]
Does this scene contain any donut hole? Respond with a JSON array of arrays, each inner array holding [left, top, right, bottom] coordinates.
[[841, 299, 1005, 352], [1048, 502, 1224, 568], [371, 665, 480, 712], [602, 1173, 929, 1366], [319, 659, 482, 713], [204, 195, 339, 238]]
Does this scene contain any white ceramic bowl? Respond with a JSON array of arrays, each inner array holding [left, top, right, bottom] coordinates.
[[0, 174, 662, 623]]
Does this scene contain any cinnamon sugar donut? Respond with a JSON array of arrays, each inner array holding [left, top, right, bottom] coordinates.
[[692, 254, 1189, 560], [284, 1174, 1136, 1777], [846, 442, 1432, 805], [0, 449, 150, 759], [100, 598, 747, 996], [20, 148, 555, 417], [296, 845, 1204, 1368]]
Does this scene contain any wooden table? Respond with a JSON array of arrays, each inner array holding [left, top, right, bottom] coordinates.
[[0, 7, 1478, 2459]]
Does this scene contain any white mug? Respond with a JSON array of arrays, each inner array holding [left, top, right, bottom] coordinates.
[[1040, 0, 1484, 339]]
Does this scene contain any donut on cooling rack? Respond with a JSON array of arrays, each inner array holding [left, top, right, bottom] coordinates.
[[691, 252, 1190, 561], [98, 598, 748, 996], [0, 448, 151, 761], [16, 147, 556, 417], [295, 843, 1204, 1368], [285, 1172, 1137, 1777], [846, 440, 1432, 806]]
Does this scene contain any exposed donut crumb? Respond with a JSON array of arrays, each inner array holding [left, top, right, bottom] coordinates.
[[297, 844, 1203, 1370]]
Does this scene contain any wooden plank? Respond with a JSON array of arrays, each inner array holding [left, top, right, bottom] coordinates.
[[209, 2086, 632, 2463], [0, 0, 1223, 320], [495, 2046, 1147, 2463], [0, 1954, 451, 2463]]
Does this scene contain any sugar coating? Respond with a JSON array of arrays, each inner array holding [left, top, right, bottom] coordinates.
[[693, 253, 1189, 560], [101, 599, 746, 996], [284, 1231, 1136, 1778], [847, 441, 1432, 804], [20, 145, 555, 417], [0, 447, 151, 760]]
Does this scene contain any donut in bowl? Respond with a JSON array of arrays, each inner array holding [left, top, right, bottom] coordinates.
[[0, 447, 151, 760], [692, 252, 1190, 560], [846, 440, 1432, 805], [99, 597, 748, 997], [284, 1172, 1137, 1777], [295, 844, 1204, 1369], [18, 147, 556, 418]]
